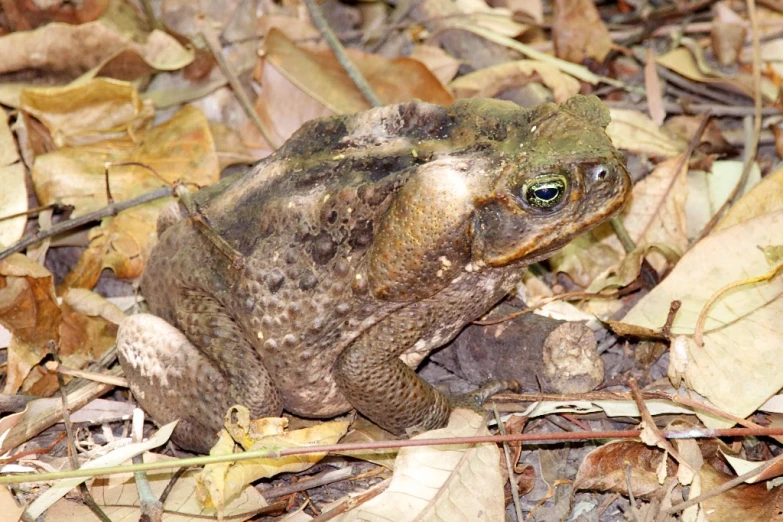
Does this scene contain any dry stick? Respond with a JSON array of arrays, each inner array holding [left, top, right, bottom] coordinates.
[[131, 409, 164, 522], [303, 0, 382, 108], [6, 426, 783, 486], [603, 100, 777, 117], [198, 27, 278, 149], [174, 184, 245, 269], [0, 186, 173, 261], [628, 379, 684, 465], [494, 406, 523, 522], [49, 341, 112, 522], [697, 0, 763, 241]]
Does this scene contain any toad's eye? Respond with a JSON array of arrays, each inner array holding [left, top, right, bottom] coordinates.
[[523, 175, 568, 209]]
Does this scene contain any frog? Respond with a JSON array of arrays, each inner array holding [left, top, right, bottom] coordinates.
[[117, 95, 631, 453]]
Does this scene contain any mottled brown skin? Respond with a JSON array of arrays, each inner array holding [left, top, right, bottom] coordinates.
[[117, 95, 631, 453]]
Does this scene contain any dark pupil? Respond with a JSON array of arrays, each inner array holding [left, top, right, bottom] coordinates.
[[534, 186, 559, 201]]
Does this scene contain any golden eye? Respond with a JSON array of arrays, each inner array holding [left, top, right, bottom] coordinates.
[[523, 175, 568, 209]]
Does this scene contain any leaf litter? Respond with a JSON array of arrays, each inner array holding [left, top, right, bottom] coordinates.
[[0, 1, 782, 521]]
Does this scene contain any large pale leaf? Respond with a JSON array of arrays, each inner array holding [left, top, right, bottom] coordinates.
[[622, 211, 783, 427], [606, 109, 685, 158], [334, 409, 504, 522], [0, 111, 26, 248], [449, 60, 580, 103]]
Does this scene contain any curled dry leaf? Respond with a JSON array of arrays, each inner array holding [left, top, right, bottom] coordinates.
[[552, 0, 612, 65], [0, 254, 61, 395], [0, 22, 193, 78], [198, 407, 349, 513], [24, 288, 122, 396], [409, 45, 461, 86], [606, 109, 686, 158], [0, 111, 26, 249], [333, 408, 504, 522], [575, 441, 677, 498], [622, 210, 783, 429], [20, 78, 155, 148], [449, 60, 581, 103], [657, 47, 778, 102], [699, 464, 782, 521], [32, 104, 219, 290], [255, 29, 454, 147]]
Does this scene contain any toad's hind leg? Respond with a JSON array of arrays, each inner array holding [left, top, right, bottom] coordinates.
[[117, 301, 281, 453]]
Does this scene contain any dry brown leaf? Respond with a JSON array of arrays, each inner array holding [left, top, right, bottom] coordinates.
[[574, 441, 676, 498], [58, 200, 167, 290], [657, 47, 777, 102], [30, 105, 216, 213], [409, 45, 461, 86], [23, 289, 123, 395], [334, 408, 504, 522], [606, 109, 686, 158], [0, 110, 27, 249], [31, 105, 219, 290], [2, 0, 107, 30], [699, 464, 782, 521], [452, 0, 528, 37], [552, 0, 612, 64], [0, 21, 192, 78], [0, 254, 61, 394], [20, 78, 155, 148], [449, 60, 580, 103], [622, 211, 783, 429], [663, 115, 735, 156], [256, 29, 454, 147], [198, 407, 349, 513]]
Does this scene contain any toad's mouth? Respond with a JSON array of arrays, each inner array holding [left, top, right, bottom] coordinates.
[[476, 193, 630, 268]]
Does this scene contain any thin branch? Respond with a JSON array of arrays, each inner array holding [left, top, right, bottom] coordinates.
[[198, 27, 278, 148], [0, 186, 173, 261], [303, 0, 382, 107], [696, 0, 763, 239], [6, 426, 783, 485]]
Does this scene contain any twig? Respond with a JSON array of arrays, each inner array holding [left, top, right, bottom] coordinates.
[[0, 186, 173, 261], [131, 409, 163, 522], [303, 0, 382, 107], [47, 362, 129, 388], [174, 185, 245, 270], [664, 450, 783, 516], [262, 466, 355, 499], [49, 341, 112, 522], [7, 426, 783, 485], [198, 27, 278, 148], [311, 479, 390, 521], [696, 0, 763, 239], [603, 100, 778, 117], [494, 406, 523, 522]]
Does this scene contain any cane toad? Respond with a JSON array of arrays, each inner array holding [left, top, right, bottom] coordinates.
[[117, 95, 631, 453]]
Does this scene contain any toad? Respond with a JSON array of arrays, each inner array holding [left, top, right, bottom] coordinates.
[[117, 95, 631, 453]]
